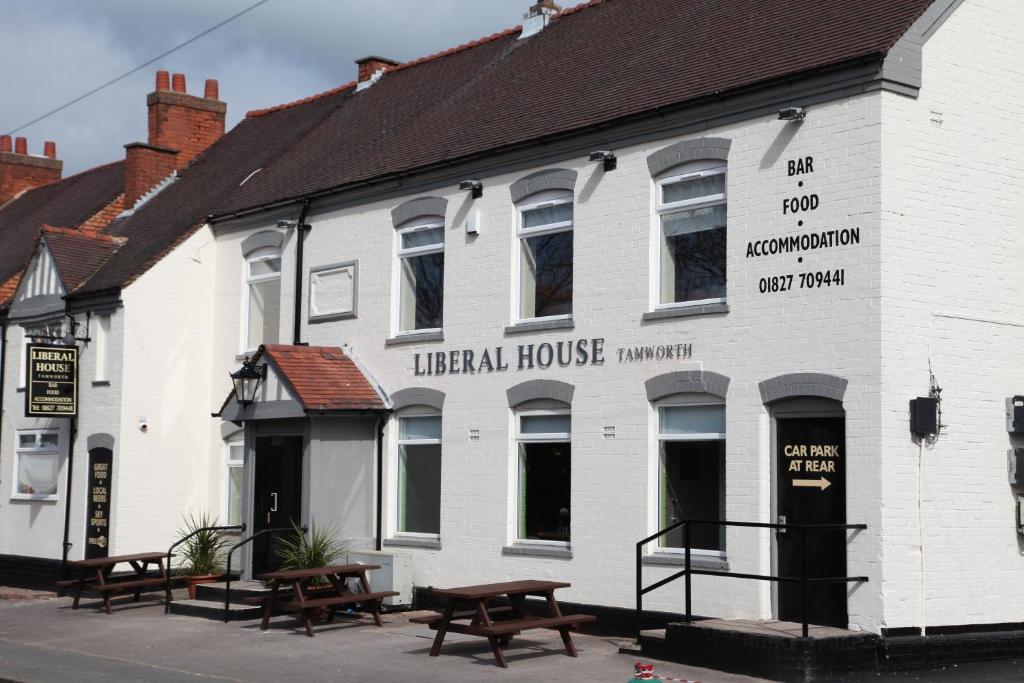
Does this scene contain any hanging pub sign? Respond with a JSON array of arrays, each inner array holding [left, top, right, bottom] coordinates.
[[25, 344, 78, 417], [85, 448, 113, 559]]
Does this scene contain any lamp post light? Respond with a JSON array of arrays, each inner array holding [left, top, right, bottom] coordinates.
[[230, 357, 266, 407]]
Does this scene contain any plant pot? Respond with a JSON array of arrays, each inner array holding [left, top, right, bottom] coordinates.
[[185, 574, 223, 600]]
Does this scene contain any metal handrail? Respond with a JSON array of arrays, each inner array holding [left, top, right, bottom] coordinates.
[[223, 525, 307, 622], [164, 524, 245, 613], [635, 519, 868, 640]]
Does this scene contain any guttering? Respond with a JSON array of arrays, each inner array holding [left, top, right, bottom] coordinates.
[[206, 54, 890, 224]]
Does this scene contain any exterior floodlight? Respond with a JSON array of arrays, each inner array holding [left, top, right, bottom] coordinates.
[[589, 150, 617, 172], [778, 107, 806, 121], [277, 219, 297, 229], [459, 180, 483, 199], [230, 357, 266, 407]]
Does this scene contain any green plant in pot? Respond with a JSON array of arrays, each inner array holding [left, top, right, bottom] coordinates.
[[275, 522, 347, 620], [175, 512, 229, 599]]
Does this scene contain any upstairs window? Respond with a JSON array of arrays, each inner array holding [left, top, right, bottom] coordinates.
[[656, 162, 727, 306], [517, 190, 573, 320], [245, 247, 281, 350], [397, 218, 444, 333]]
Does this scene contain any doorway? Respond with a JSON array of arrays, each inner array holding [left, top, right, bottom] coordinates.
[[252, 435, 303, 575], [775, 410, 847, 627]]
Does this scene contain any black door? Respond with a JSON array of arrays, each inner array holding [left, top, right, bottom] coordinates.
[[776, 417, 847, 627], [252, 436, 303, 575]]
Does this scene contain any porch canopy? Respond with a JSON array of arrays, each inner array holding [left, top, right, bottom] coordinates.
[[217, 344, 387, 421]]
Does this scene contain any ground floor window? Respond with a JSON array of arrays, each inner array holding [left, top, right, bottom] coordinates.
[[14, 430, 60, 500], [397, 415, 442, 535], [658, 404, 725, 552], [226, 442, 244, 525], [517, 412, 571, 543]]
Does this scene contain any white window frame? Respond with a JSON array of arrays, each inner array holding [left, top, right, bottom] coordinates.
[[18, 328, 31, 389], [654, 161, 728, 310], [243, 247, 282, 352], [12, 429, 61, 501], [392, 413, 442, 540], [514, 191, 574, 325], [514, 409, 571, 547], [224, 441, 244, 526], [93, 313, 111, 383], [394, 218, 445, 336], [654, 401, 726, 559]]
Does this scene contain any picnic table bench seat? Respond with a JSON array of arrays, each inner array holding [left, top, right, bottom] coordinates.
[[475, 614, 596, 636], [276, 591, 398, 612], [83, 577, 167, 592], [409, 605, 515, 625]]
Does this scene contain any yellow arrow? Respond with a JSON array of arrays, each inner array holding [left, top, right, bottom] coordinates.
[[792, 477, 831, 491]]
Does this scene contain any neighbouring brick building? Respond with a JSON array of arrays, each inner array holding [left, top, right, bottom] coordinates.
[[2, 0, 1023, 662]]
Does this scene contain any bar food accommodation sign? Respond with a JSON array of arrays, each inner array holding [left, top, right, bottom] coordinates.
[[25, 344, 78, 417]]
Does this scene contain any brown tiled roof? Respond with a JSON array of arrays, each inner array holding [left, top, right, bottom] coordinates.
[[41, 226, 125, 293], [212, 0, 933, 216], [76, 88, 347, 295], [258, 344, 386, 411], [0, 161, 124, 303]]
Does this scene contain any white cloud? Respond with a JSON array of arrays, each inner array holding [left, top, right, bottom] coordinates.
[[0, 0, 531, 174]]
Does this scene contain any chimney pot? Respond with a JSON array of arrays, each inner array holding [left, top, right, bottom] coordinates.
[[43, 141, 57, 159], [204, 79, 219, 100], [171, 73, 186, 93], [0, 135, 10, 153], [156, 70, 170, 91], [14, 137, 27, 155]]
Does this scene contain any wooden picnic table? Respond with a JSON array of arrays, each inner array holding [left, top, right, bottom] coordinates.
[[258, 564, 399, 638], [67, 552, 171, 614], [411, 580, 596, 668]]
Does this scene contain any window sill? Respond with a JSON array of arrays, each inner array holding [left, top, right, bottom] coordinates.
[[642, 302, 729, 322], [10, 494, 58, 503], [383, 536, 441, 550], [643, 552, 728, 570], [309, 311, 356, 324], [385, 330, 444, 346], [91, 380, 111, 387], [504, 318, 575, 335], [502, 543, 573, 559]]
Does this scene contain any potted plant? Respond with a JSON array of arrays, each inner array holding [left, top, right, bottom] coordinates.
[[275, 521, 346, 620], [175, 512, 228, 599]]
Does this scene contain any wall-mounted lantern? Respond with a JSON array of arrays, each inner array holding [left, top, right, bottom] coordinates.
[[230, 357, 266, 407]]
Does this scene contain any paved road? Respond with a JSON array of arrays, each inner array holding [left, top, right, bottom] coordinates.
[[0, 595, 763, 683]]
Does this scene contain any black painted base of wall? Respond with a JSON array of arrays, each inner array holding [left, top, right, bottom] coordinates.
[[0, 554, 63, 591], [640, 621, 1024, 682]]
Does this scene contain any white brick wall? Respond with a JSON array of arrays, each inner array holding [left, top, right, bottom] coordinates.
[[213, 94, 886, 626], [879, 0, 1024, 631]]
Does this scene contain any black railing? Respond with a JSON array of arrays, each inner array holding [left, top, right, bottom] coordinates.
[[164, 524, 246, 613], [635, 519, 868, 639], [223, 526, 306, 622]]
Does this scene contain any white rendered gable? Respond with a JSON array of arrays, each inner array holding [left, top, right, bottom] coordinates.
[[9, 243, 66, 320]]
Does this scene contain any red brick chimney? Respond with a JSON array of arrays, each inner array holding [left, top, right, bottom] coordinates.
[[355, 56, 399, 84], [0, 136, 62, 205], [123, 70, 227, 208]]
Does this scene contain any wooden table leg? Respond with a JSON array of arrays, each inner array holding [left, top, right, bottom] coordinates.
[[488, 636, 509, 668], [544, 591, 578, 657], [98, 567, 113, 614], [260, 579, 280, 630], [128, 561, 144, 602], [72, 568, 86, 609], [296, 579, 315, 638], [429, 603, 457, 657], [357, 572, 384, 627]]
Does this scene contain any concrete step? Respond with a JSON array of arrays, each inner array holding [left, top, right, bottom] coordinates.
[[168, 599, 262, 621], [193, 580, 286, 604]]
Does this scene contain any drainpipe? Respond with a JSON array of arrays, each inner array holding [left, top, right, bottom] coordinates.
[[0, 322, 7, 460], [292, 199, 312, 346], [375, 413, 384, 551]]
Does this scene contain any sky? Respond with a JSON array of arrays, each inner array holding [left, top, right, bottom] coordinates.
[[0, 0, 532, 176]]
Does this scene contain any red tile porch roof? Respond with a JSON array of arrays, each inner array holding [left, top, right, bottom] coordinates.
[[257, 344, 386, 412]]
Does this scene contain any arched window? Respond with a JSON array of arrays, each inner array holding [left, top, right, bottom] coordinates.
[[396, 216, 445, 333], [244, 245, 282, 350], [655, 160, 727, 307], [516, 189, 574, 321]]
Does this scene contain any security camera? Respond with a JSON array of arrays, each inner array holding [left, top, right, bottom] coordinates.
[[277, 219, 297, 229], [139, 417, 149, 433], [778, 107, 807, 121], [459, 180, 483, 199]]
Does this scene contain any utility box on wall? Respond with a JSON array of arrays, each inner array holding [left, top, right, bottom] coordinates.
[[910, 397, 939, 436], [1010, 449, 1024, 486], [1007, 396, 1024, 434]]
